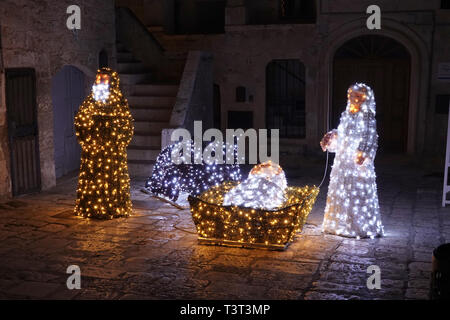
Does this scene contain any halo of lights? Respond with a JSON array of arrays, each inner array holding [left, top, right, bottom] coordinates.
[[145, 140, 242, 202], [321, 83, 384, 238], [189, 181, 319, 250], [74, 68, 134, 219]]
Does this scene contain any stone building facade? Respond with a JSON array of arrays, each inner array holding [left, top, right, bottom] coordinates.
[[0, 0, 449, 199], [0, 0, 116, 198], [119, 0, 450, 161]]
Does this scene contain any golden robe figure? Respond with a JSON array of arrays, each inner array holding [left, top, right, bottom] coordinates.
[[74, 68, 134, 219]]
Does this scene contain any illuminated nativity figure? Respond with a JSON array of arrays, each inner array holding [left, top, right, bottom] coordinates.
[[74, 68, 134, 219], [320, 83, 384, 238], [145, 139, 242, 203]]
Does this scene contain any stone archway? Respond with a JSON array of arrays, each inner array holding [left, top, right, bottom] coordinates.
[[319, 18, 430, 155], [333, 35, 411, 153]]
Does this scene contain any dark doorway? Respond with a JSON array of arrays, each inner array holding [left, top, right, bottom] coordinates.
[[52, 66, 85, 178], [333, 35, 411, 153], [266, 59, 306, 138], [195, 0, 225, 34], [6, 68, 41, 195], [228, 111, 253, 130]]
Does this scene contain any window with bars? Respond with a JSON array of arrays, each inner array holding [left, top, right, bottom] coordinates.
[[279, 0, 316, 23], [236, 86, 246, 102], [442, 0, 450, 9], [266, 60, 306, 138]]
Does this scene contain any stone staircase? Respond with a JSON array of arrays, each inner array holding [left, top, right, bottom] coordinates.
[[116, 42, 179, 177]]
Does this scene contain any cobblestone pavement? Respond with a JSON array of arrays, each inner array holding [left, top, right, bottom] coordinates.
[[0, 156, 449, 300]]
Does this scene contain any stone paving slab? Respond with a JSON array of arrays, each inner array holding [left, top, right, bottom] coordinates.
[[0, 159, 449, 300]]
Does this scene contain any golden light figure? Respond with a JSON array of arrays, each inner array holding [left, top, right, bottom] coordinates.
[[189, 162, 319, 250], [74, 68, 134, 219]]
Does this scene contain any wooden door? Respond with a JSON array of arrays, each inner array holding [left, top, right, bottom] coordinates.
[[6, 68, 41, 195], [333, 59, 410, 153], [52, 66, 84, 178], [333, 36, 411, 153]]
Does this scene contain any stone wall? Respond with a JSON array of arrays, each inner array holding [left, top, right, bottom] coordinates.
[[0, 0, 116, 198], [0, 65, 12, 199], [125, 0, 450, 160], [170, 51, 214, 133], [116, 0, 165, 27], [426, 9, 450, 162]]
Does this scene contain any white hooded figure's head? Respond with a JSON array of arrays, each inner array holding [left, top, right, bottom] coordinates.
[[347, 83, 376, 114], [92, 72, 111, 103]]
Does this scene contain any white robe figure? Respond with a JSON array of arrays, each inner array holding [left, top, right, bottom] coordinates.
[[321, 83, 384, 239]]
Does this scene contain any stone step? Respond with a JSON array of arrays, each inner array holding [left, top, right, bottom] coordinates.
[[131, 134, 161, 147], [128, 160, 155, 178], [134, 120, 168, 134], [130, 107, 172, 122], [128, 147, 161, 161], [131, 84, 179, 96], [120, 73, 153, 85], [127, 96, 175, 107], [117, 62, 149, 74]]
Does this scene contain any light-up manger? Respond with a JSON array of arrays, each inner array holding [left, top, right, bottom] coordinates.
[[188, 181, 319, 250]]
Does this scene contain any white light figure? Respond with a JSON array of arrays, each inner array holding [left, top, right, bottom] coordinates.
[[223, 161, 287, 210], [92, 83, 110, 103], [320, 83, 384, 239]]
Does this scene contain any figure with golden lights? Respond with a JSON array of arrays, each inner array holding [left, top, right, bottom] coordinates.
[[320, 83, 383, 238], [74, 68, 134, 219]]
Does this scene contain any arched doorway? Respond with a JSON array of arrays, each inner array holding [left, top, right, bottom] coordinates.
[[333, 35, 411, 153], [52, 66, 85, 178]]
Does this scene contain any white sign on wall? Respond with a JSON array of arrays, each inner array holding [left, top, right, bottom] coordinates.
[[438, 63, 450, 81]]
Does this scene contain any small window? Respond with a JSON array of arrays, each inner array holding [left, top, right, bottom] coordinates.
[[442, 0, 450, 9], [195, 0, 226, 34], [99, 49, 108, 68], [279, 0, 316, 23], [236, 86, 246, 102]]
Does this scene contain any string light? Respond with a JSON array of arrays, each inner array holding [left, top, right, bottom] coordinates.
[[145, 140, 243, 202], [321, 83, 384, 238], [189, 180, 319, 249], [74, 68, 134, 219]]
